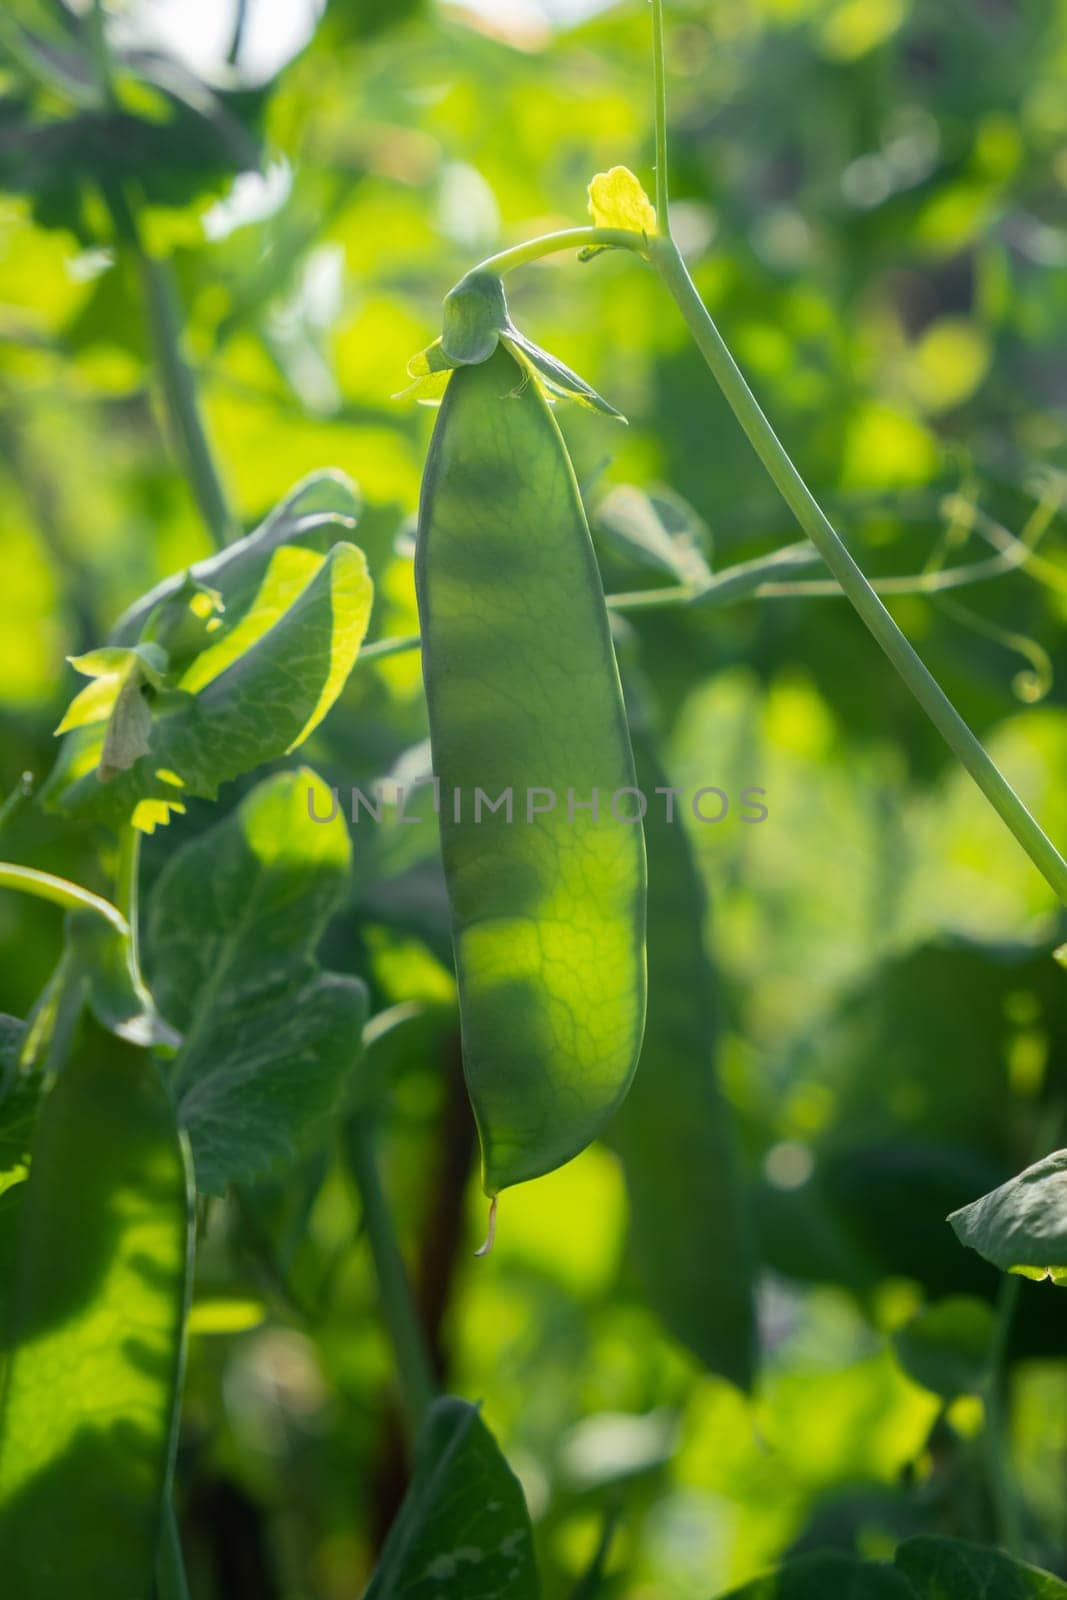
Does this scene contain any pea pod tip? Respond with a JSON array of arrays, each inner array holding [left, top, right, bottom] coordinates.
[[474, 1194, 498, 1259]]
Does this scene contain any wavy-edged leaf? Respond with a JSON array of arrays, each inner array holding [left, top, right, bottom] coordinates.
[[0, 1029, 192, 1597], [111, 469, 362, 646], [895, 1537, 1067, 1598], [948, 1151, 1067, 1285], [366, 1398, 540, 1600], [44, 540, 372, 831], [145, 768, 366, 1193]]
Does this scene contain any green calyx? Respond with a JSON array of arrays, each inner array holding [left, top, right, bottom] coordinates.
[[402, 269, 624, 419]]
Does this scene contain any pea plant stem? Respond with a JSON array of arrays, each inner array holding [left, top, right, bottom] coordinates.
[[88, 6, 234, 551], [156, 1502, 192, 1600], [648, 234, 1067, 904], [347, 1115, 437, 1440], [0, 861, 128, 934], [651, 0, 670, 225], [137, 249, 235, 551], [475, 227, 647, 277], [115, 826, 142, 970]]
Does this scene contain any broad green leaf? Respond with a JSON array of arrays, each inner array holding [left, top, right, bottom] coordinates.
[[595, 484, 714, 588], [611, 721, 756, 1391], [44, 541, 372, 831], [718, 1552, 916, 1599], [145, 768, 367, 1193], [0, 1029, 192, 1598], [112, 469, 362, 645], [365, 1398, 540, 1600], [948, 1151, 1067, 1284], [587, 166, 657, 235], [891, 1296, 994, 1398], [895, 1537, 1067, 1597]]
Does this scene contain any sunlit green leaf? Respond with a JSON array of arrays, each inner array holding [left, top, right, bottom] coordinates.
[[0, 1029, 192, 1597], [112, 469, 362, 645], [43, 540, 372, 831]]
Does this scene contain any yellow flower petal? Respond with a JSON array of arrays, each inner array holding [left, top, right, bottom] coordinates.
[[587, 166, 657, 235]]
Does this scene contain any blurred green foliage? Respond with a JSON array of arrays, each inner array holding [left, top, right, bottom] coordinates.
[[0, 0, 1066, 1596]]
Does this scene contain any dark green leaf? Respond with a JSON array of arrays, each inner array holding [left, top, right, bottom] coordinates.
[[891, 1296, 995, 1398], [718, 1552, 916, 1599], [146, 768, 367, 1193], [111, 469, 362, 646], [611, 721, 757, 1391], [0, 1018, 36, 1204], [366, 1397, 540, 1600], [895, 1537, 1067, 1597], [0, 1029, 192, 1598], [44, 539, 372, 831], [948, 1152, 1067, 1285], [0, 33, 267, 237]]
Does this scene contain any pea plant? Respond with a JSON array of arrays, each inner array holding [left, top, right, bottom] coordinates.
[[0, 1, 1065, 1597]]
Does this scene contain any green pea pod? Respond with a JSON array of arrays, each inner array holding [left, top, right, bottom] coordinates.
[[0, 1029, 192, 1596], [416, 346, 646, 1195]]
